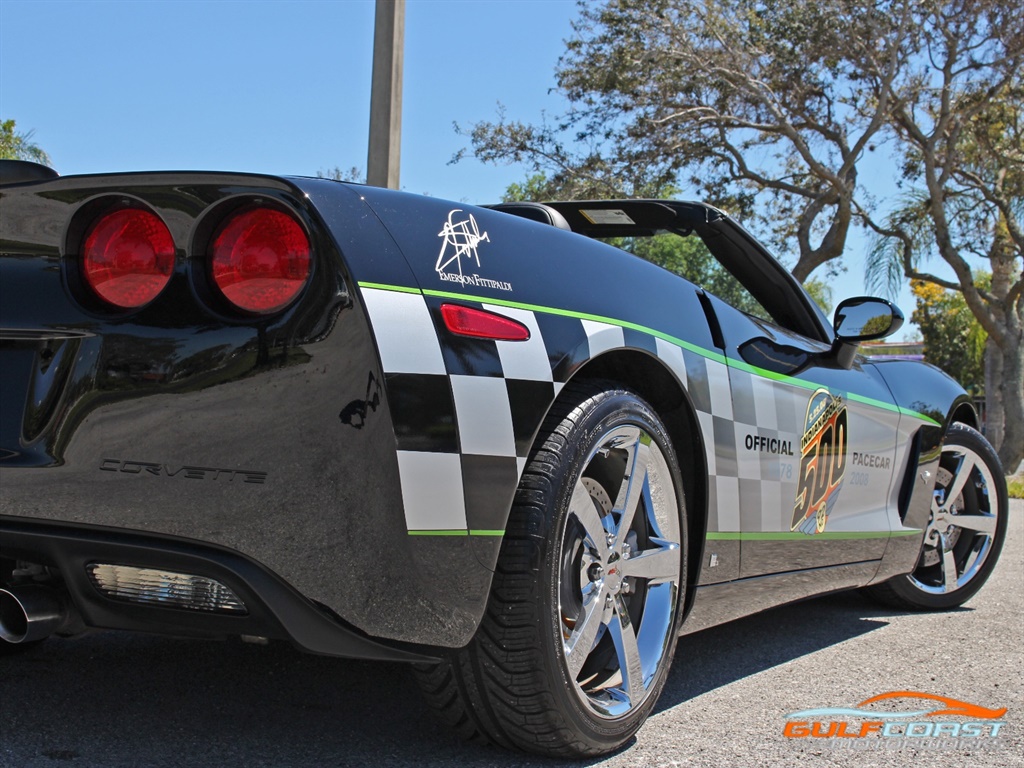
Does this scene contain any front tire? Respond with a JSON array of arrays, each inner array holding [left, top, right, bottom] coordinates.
[[415, 383, 687, 757], [864, 423, 1007, 610]]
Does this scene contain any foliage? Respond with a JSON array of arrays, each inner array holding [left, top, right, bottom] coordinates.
[[861, 6, 1023, 469], [502, 173, 559, 203], [1008, 476, 1023, 499], [462, 0, 929, 280], [317, 166, 364, 183], [0, 119, 51, 165], [502, 171, 834, 315], [803, 279, 833, 315], [910, 280, 987, 394], [610, 231, 770, 318], [464, 0, 1023, 468], [860, 313, 897, 339]]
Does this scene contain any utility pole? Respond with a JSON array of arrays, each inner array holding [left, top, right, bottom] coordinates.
[[367, 0, 405, 189]]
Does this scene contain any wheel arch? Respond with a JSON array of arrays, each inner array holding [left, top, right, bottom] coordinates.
[[565, 348, 708, 617], [948, 397, 979, 431]]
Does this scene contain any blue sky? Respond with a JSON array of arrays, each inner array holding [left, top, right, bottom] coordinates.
[[1, 0, 929, 331], [0, 0, 576, 201]]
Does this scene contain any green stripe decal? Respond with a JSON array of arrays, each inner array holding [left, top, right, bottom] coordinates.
[[706, 529, 922, 541], [407, 529, 505, 537], [356, 281, 940, 425], [421, 288, 730, 364], [357, 281, 423, 295]]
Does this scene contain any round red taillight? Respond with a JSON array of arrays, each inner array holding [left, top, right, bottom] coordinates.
[[210, 208, 311, 314], [81, 208, 175, 309]]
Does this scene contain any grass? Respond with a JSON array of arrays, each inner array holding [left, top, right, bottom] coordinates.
[[1008, 476, 1024, 500]]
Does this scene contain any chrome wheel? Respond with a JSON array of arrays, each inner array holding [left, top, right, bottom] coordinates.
[[863, 423, 1007, 611], [413, 384, 686, 756], [911, 443, 1000, 595], [558, 424, 681, 719]]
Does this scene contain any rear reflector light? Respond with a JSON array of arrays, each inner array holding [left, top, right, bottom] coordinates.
[[210, 207, 311, 314], [81, 208, 175, 308], [86, 563, 247, 614], [441, 304, 530, 341]]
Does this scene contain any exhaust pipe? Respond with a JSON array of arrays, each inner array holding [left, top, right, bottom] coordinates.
[[0, 585, 67, 644]]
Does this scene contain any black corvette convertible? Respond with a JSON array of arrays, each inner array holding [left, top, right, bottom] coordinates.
[[0, 160, 1007, 757]]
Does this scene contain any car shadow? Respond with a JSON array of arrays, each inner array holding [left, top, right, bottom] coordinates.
[[0, 590, 948, 768], [658, 588, 918, 711]]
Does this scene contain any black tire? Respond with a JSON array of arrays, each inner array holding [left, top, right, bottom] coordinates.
[[414, 382, 688, 757], [864, 423, 1008, 610]]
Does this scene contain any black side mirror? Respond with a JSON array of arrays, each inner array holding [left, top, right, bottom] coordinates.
[[830, 297, 904, 369]]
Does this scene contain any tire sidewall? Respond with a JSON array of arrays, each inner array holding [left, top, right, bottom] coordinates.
[[529, 387, 687, 748]]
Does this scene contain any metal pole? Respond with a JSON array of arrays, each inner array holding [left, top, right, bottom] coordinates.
[[367, 0, 405, 189]]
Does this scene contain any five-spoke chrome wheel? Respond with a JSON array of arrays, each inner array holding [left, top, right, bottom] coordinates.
[[558, 424, 681, 718], [413, 384, 687, 757], [865, 422, 1007, 610], [912, 444, 1000, 594]]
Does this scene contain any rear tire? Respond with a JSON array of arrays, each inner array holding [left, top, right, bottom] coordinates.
[[864, 423, 1007, 610], [414, 382, 687, 757]]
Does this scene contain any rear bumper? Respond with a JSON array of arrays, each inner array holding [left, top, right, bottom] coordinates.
[[0, 515, 436, 663]]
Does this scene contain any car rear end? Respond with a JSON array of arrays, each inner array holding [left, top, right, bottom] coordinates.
[[0, 167, 488, 658]]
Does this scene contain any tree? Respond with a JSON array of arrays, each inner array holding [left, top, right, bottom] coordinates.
[[317, 166, 364, 183], [910, 280, 987, 396], [0, 119, 51, 165], [502, 171, 835, 314], [463, 0, 925, 280], [464, 0, 1023, 468], [501, 173, 557, 203], [500, 173, 770, 307], [863, 11, 1022, 469]]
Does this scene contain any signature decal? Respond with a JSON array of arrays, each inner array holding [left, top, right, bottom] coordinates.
[[792, 389, 848, 534], [100, 459, 267, 484], [435, 209, 512, 292]]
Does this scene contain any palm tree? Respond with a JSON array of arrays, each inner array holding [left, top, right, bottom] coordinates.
[[0, 119, 52, 165]]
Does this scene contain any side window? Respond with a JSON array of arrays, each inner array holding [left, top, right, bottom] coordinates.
[[603, 231, 775, 323]]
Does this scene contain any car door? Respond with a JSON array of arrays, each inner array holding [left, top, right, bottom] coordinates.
[[700, 291, 903, 578]]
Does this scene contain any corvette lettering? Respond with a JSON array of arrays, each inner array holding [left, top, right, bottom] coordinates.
[[792, 389, 849, 534], [100, 459, 267, 484]]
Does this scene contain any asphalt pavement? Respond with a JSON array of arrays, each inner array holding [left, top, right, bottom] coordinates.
[[2, 500, 1021, 768]]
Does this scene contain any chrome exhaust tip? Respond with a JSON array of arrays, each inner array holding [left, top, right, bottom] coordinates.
[[0, 585, 67, 644]]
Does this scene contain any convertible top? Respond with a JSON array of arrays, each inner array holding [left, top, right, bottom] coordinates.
[[491, 198, 831, 343], [489, 199, 724, 238]]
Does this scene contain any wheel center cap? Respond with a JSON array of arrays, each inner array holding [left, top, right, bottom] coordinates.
[[604, 566, 622, 595]]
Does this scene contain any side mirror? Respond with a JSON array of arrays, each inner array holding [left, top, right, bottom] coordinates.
[[830, 297, 904, 369]]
